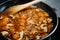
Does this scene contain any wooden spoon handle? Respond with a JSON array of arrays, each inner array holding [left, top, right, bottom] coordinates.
[[2, 0, 42, 14]]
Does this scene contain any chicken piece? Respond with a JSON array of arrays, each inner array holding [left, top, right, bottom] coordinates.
[[47, 18, 52, 23], [9, 15, 15, 19], [6, 23, 14, 29], [40, 24, 47, 32]]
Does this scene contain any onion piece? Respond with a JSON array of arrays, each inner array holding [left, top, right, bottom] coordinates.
[[18, 31, 24, 40], [1, 31, 9, 36]]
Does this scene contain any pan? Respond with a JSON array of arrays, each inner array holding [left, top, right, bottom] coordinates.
[[0, 0, 58, 40]]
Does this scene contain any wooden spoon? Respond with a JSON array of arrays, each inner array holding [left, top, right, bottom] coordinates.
[[2, 0, 42, 14]]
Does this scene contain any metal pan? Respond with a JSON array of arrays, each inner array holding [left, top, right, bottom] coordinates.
[[0, 0, 58, 40]]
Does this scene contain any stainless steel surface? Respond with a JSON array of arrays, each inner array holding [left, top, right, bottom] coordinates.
[[42, 0, 60, 17]]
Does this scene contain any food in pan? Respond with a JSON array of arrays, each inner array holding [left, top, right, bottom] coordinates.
[[0, 6, 53, 40]]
